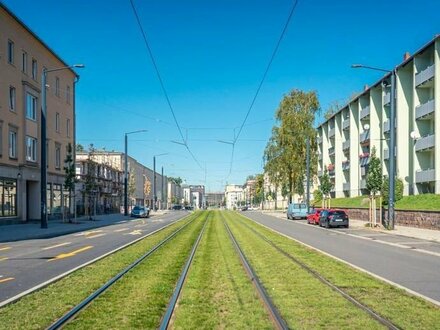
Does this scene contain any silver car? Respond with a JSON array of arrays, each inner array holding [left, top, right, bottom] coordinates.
[[131, 206, 150, 218], [287, 203, 308, 220]]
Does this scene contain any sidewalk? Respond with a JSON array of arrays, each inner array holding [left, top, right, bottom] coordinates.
[[260, 210, 440, 243], [0, 210, 169, 243]]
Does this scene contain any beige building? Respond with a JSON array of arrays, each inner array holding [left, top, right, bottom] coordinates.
[[0, 3, 78, 222], [317, 36, 440, 197]]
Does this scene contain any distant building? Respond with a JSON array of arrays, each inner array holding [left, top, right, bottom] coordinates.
[[167, 181, 182, 207], [225, 184, 244, 209], [205, 192, 224, 208], [181, 184, 205, 209]]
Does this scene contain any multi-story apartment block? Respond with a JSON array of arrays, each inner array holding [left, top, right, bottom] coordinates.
[[0, 3, 78, 222], [317, 36, 440, 197], [224, 184, 244, 210]]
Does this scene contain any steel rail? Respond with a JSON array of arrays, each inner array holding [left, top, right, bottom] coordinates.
[[237, 216, 400, 330], [47, 214, 199, 330], [221, 213, 289, 330], [159, 212, 210, 330]]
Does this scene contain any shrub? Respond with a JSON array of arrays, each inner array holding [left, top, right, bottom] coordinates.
[[382, 176, 404, 206]]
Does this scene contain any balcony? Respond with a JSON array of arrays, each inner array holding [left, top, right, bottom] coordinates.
[[318, 153, 322, 161], [342, 140, 350, 151], [415, 64, 435, 87], [415, 169, 435, 183], [383, 147, 395, 160], [342, 118, 350, 130], [360, 105, 370, 119], [343, 182, 350, 191], [328, 127, 335, 138], [328, 146, 335, 156], [415, 134, 435, 152], [361, 166, 366, 176], [360, 130, 370, 144], [328, 164, 335, 177], [360, 179, 367, 189], [383, 92, 391, 106], [317, 170, 323, 177], [415, 99, 435, 120], [342, 161, 350, 171], [383, 120, 390, 133]]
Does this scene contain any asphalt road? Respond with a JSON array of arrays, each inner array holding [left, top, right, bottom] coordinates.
[[0, 211, 188, 305], [243, 211, 440, 305]]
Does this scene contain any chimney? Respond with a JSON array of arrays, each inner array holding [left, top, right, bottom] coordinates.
[[364, 84, 369, 91], [403, 52, 411, 61]]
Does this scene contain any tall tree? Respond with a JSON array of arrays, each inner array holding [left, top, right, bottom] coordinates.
[[63, 143, 76, 222], [366, 146, 383, 196], [168, 176, 183, 186], [84, 144, 98, 219], [128, 170, 136, 207]]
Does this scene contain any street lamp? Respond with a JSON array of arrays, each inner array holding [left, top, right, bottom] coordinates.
[[153, 153, 168, 211], [124, 130, 147, 216], [40, 64, 84, 229], [351, 64, 396, 229]]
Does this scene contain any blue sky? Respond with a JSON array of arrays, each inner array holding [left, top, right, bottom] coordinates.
[[4, 0, 440, 191]]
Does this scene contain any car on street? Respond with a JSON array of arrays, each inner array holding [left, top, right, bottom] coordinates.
[[319, 209, 349, 228], [131, 206, 150, 218], [306, 208, 323, 225], [241, 206, 248, 211], [287, 203, 308, 220]]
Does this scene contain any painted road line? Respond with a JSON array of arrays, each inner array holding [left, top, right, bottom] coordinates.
[[116, 220, 128, 224], [42, 242, 72, 251], [114, 228, 130, 232], [125, 230, 143, 236], [86, 233, 106, 239], [0, 247, 11, 252], [0, 257, 8, 262], [0, 277, 14, 284], [47, 246, 94, 262], [74, 230, 103, 237]]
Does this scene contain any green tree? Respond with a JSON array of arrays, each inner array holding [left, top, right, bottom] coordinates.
[[168, 176, 182, 186], [382, 177, 404, 206], [320, 166, 332, 200], [63, 143, 76, 222], [313, 189, 323, 205], [128, 170, 136, 206], [76, 144, 84, 152], [84, 144, 98, 219], [264, 89, 320, 203], [366, 146, 383, 196], [254, 174, 264, 205]]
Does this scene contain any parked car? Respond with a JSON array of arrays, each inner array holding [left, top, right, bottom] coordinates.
[[306, 208, 323, 225], [172, 205, 183, 210], [319, 209, 349, 228], [241, 206, 248, 211], [287, 203, 308, 220], [131, 206, 150, 218]]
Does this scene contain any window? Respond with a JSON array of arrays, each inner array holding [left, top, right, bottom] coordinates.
[[55, 144, 61, 169], [67, 119, 71, 137], [22, 51, 27, 73], [32, 59, 37, 80], [9, 86, 16, 111], [55, 77, 60, 97], [0, 123, 2, 157], [66, 85, 71, 104], [9, 129, 17, 159], [26, 93, 37, 120], [7, 40, 14, 64], [25, 136, 37, 162], [55, 113, 60, 132], [0, 178, 17, 217]]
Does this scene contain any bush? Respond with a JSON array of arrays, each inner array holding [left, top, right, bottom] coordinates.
[[382, 176, 404, 206], [313, 189, 322, 204]]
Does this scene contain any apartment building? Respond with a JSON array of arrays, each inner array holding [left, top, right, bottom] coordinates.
[[317, 36, 440, 197], [0, 3, 77, 222]]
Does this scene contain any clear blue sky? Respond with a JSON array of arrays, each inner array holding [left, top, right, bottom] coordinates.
[[4, 0, 440, 192]]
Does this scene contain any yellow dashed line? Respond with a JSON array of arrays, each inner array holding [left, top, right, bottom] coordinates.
[[86, 233, 106, 239], [0, 247, 11, 252], [0, 257, 8, 262], [114, 228, 130, 232], [0, 277, 14, 284], [47, 246, 94, 262]]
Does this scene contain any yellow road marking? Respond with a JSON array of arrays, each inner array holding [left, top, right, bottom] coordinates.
[[0, 257, 8, 262], [42, 242, 72, 250], [125, 230, 143, 236], [48, 246, 94, 262], [0, 247, 11, 251], [0, 277, 14, 284], [86, 233, 105, 239], [114, 228, 130, 232]]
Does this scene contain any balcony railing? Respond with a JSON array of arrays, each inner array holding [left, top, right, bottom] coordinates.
[[415, 64, 435, 86], [415, 99, 435, 120], [360, 105, 370, 119], [360, 130, 370, 143], [328, 146, 335, 156], [383, 92, 391, 106], [361, 166, 366, 176], [383, 120, 390, 133], [329, 127, 335, 138], [342, 140, 350, 151], [342, 161, 350, 171], [342, 118, 350, 130], [317, 170, 323, 177], [415, 169, 435, 183], [360, 179, 367, 189], [343, 182, 350, 191], [383, 147, 396, 160], [415, 134, 435, 152], [318, 153, 322, 161]]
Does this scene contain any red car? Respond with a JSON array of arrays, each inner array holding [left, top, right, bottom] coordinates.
[[306, 208, 323, 225]]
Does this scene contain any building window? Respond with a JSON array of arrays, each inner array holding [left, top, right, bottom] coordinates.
[[22, 51, 27, 73], [32, 59, 37, 80], [25, 136, 37, 162], [26, 93, 37, 120], [55, 77, 60, 97], [66, 85, 71, 104], [0, 178, 17, 217], [9, 86, 16, 111], [9, 129, 17, 159], [55, 144, 61, 169], [67, 119, 71, 137], [55, 113, 60, 132], [7, 40, 14, 64]]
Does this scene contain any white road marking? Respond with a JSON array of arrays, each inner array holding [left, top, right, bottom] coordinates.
[[116, 220, 128, 224], [86, 233, 106, 239], [74, 230, 103, 237], [125, 230, 143, 236], [42, 242, 72, 250], [114, 228, 130, 232], [0, 247, 12, 251], [0, 257, 8, 262]]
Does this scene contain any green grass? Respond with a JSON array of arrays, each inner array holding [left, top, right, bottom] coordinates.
[[233, 211, 440, 329], [0, 212, 200, 330], [171, 211, 272, 329], [316, 194, 440, 211]]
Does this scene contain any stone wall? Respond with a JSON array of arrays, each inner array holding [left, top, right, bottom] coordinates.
[[342, 207, 440, 231]]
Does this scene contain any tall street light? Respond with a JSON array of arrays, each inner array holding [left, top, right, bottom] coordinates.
[[41, 64, 84, 229], [153, 153, 168, 211], [124, 130, 147, 216], [351, 64, 396, 229]]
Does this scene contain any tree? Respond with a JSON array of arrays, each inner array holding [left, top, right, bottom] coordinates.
[[264, 89, 320, 203], [319, 166, 332, 207], [366, 146, 383, 226], [168, 176, 183, 186], [83, 144, 98, 219], [382, 177, 404, 206], [128, 170, 136, 207], [144, 176, 151, 206], [76, 144, 84, 152], [254, 174, 264, 206], [64, 143, 76, 222]]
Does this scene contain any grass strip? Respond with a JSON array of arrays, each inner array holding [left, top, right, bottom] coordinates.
[[62, 212, 208, 329], [0, 212, 198, 330], [223, 211, 385, 329], [170, 211, 273, 329], [233, 211, 440, 329]]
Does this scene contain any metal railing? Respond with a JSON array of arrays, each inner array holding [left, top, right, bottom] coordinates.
[[415, 134, 435, 152], [328, 146, 335, 156], [415, 64, 435, 86], [360, 130, 370, 143], [383, 92, 391, 106], [342, 140, 350, 151], [415, 99, 435, 120], [360, 105, 370, 119], [329, 127, 335, 138], [415, 168, 435, 183], [342, 118, 350, 130], [343, 182, 350, 191]]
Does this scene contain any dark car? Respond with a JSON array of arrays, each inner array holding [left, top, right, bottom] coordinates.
[[131, 206, 150, 218], [172, 205, 183, 210], [306, 208, 323, 225], [241, 206, 248, 211], [319, 209, 349, 228]]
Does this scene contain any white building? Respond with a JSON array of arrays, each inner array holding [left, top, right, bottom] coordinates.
[[225, 184, 244, 209]]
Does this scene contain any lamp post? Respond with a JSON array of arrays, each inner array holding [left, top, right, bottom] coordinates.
[[40, 64, 84, 229], [124, 130, 147, 216], [351, 64, 396, 229], [153, 153, 168, 211]]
